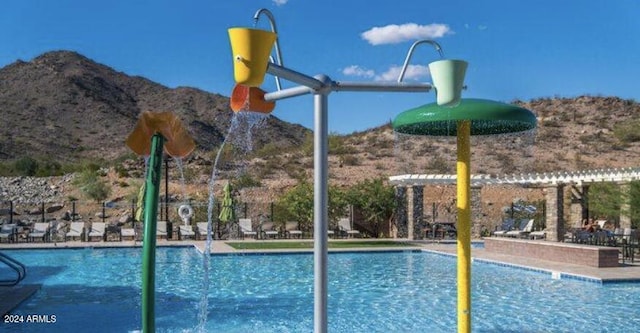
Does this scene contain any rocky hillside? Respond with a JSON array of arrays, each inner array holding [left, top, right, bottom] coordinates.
[[1, 51, 640, 229], [0, 50, 308, 162]]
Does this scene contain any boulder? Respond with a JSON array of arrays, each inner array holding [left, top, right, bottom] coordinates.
[[46, 203, 65, 213]]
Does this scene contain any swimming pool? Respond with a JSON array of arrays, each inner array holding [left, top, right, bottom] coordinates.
[[2, 247, 640, 332]]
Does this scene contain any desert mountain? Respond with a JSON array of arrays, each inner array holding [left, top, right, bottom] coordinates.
[[0, 50, 309, 162], [2, 51, 640, 228], [2, 51, 640, 198]]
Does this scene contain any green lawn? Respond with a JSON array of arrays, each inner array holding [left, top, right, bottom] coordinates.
[[226, 240, 415, 250]]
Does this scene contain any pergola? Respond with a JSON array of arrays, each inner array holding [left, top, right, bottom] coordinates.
[[390, 167, 640, 241]]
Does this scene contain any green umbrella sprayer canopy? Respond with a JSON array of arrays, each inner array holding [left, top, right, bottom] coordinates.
[[392, 98, 537, 136]]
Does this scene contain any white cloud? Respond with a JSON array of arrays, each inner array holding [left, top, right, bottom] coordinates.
[[342, 65, 375, 78], [361, 23, 452, 45], [273, 0, 289, 6], [375, 64, 430, 82]]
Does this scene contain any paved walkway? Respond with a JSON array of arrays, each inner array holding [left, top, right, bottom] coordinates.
[[421, 242, 640, 282]]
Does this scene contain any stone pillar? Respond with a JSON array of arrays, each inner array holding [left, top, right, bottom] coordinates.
[[544, 184, 564, 242], [619, 183, 631, 229], [569, 185, 589, 228], [471, 186, 483, 237], [410, 186, 425, 240], [406, 186, 414, 239], [394, 186, 408, 238]]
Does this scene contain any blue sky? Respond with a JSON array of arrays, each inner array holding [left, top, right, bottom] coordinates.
[[1, 0, 639, 134]]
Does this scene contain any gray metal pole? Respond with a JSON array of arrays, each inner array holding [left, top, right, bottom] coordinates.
[[313, 92, 329, 333], [259, 61, 437, 333]]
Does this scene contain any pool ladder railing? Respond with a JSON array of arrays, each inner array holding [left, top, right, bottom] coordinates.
[[0, 251, 27, 286]]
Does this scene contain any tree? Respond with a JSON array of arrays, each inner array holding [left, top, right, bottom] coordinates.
[[346, 178, 395, 237], [276, 181, 349, 232], [277, 181, 314, 231], [589, 181, 640, 227]]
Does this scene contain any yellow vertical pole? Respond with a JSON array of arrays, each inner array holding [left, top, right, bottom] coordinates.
[[456, 120, 471, 333]]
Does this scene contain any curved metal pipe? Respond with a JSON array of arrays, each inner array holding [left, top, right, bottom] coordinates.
[[254, 8, 283, 91], [397, 40, 444, 83]]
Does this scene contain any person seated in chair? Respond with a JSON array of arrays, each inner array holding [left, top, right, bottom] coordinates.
[[582, 219, 595, 233], [602, 221, 615, 237]]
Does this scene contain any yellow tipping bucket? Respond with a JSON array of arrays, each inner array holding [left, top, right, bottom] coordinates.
[[228, 28, 277, 87]]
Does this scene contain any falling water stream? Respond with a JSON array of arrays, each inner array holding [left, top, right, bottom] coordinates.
[[195, 111, 269, 332]]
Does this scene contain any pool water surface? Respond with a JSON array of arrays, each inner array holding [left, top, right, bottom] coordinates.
[[2, 247, 640, 332]]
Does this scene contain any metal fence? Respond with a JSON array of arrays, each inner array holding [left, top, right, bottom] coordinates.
[[0, 199, 286, 241]]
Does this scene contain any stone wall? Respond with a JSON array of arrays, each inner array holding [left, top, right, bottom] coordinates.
[[485, 237, 619, 267]]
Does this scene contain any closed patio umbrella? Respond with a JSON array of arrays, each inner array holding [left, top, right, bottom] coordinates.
[[217, 182, 236, 238]]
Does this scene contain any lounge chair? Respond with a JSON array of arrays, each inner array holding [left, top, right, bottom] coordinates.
[[260, 221, 279, 239], [178, 224, 195, 240], [51, 222, 66, 241], [239, 218, 257, 239], [66, 222, 85, 241], [529, 229, 546, 240], [156, 221, 167, 239], [506, 219, 534, 238], [0, 224, 17, 243], [285, 221, 303, 239], [120, 227, 136, 241], [28, 222, 50, 242], [492, 218, 515, 237], [196, 222, 209, 240], [338, 218, 360, 238], [88, 222, 106, 241]]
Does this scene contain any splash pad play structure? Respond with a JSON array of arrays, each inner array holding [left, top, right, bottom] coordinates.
[[228, 8, 536, 333], [126, 111, 195, 333], [123, 7, 536, 332]]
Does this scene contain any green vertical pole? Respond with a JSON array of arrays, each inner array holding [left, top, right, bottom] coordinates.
[[142, 133, 165, 333]]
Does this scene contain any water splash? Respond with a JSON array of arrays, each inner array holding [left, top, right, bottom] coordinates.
[[174, 157, 188, 200], [195, 111, 269, 332]]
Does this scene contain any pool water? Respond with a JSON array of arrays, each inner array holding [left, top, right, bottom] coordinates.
[[2, 247, 640, 332]]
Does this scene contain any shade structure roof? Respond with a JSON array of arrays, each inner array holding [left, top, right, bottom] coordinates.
[[392, 98, 537, 136]]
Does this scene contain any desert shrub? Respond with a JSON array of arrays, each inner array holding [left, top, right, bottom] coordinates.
[[74, 168, 111, 202], [613, 120, 640, 143], [115, 164, 129, 178], [301, 133, 314, 156], [233, 172, 261, 189], [340, 155, 359, 166], [541, 119, 562, 127], [0, 162, 11, 176], [253, 142, 283, 159], [426, 155, 450, 173], [536, 127, 562, 141], [35, 159, 63, 176], [14, 156, 38, 176]]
